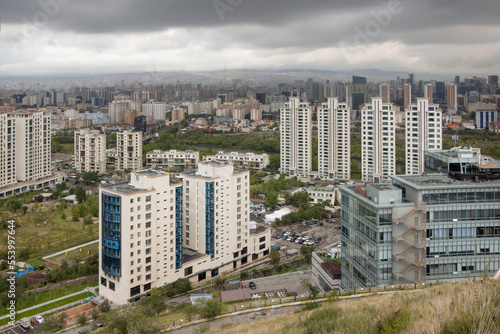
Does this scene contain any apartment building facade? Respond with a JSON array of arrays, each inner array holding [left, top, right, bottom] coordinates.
[[99, 162, 271, 305], [280, 97, 312, 176], [203, 151, 269, 171], [405, 98, 442, 175], [74, 128, 106, 173], [115, 130, 143, 171], [317, 97, 351, 180], [146, 150, 200, 170], [361, 98, 396, 182]]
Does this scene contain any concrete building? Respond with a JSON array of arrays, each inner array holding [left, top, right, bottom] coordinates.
[[361, 98, 396, 182], [99, 163, 271, 305], [74, 129, 106, 174], [146, 150, 200, 170], [404, 84, 412, 110], [405, 98, 442, 175], [280, 97, 312, 176], [115, 130, 143, 171], [203, 151, 269, 171], [142, 102, 166, 121], [250, 108, 262, 122], [318, 98, 351, 180], [0, 111, 51, 188], [379, 84, 390, 103], [109, 100, 140, 124], [340, 174, 500, 290], [476, 109, 498, 130], [447, 83, 458, 114], [307, 186, 338, 205], [171, 107, 186, 121], [424, 83, 433, 104]]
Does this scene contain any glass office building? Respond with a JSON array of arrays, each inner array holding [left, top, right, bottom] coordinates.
[[341, 174, 500, 291]]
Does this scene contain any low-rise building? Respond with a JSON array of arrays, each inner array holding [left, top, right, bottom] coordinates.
[[145, 150, 199, 170], [203, 151, 269, 171]]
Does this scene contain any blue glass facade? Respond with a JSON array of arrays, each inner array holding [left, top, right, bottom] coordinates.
[[175, 187, 183, 269], [205, 182, 215, 258], [102, 194, 121, 277]]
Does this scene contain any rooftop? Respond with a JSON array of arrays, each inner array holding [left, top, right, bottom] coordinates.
[[101, 181, 149, 195], [182, 248, 208, 264], [393, 174, 500, 189], [250, 225, 267, 235], [135, 169, 167, 177]]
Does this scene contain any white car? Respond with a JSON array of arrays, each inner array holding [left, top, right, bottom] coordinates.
[[36, 315, 44, 324], [302, 236, 309, 240]]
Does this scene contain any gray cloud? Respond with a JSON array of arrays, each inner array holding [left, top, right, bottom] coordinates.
[[0, 0, 499, 77]]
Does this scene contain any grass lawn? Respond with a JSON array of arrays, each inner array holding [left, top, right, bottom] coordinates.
[[47, 242, 99, 265], [0, 280, 98, 317], [0, 197, 99, 260], [13, 291, 94, 320]]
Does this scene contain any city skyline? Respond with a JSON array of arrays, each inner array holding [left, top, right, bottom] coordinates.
[[1, 0, 500, 77]]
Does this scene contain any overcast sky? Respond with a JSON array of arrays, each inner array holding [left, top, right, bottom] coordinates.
[[0, 0, 498, 78]]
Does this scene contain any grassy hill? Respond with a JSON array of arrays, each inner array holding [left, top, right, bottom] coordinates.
[[210, 279, 500, 334]]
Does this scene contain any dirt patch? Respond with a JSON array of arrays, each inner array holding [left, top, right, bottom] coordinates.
[[24, 271, 46, 286]]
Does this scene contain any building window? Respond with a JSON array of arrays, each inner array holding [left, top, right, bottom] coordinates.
[[109, 281, 115, 291], [100, 277, 107, 287]]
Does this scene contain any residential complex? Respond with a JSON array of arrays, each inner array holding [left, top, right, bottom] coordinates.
[[146, 150, 200, 170], [340, 174, 500, 290], [0, 111, 63, 198], [115, 130, 143, 171], [99, 162, 270, 304], [317, 97, 351, 180], [203, 151, 269, 171], [280, 97, 312, 176], [476, 109, 498, 130], [361, 98, 396, 182], [405, 98, 442, 175], [74, 128, 106, 173]]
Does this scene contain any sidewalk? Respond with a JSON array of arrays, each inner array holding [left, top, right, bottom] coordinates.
[[0, 287, 97, 322], [42, 239, 99, 260]]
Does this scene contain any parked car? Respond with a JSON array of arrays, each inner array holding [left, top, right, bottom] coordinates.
[[249, 281, 257, 290], [315, 237, 322, 243], [35, 315, 44, 324], [283, 232, 291, 236]]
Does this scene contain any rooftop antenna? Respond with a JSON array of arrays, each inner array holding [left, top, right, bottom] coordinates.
[[452, 135, 459, 147]]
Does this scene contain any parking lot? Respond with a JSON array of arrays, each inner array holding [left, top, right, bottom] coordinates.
[[0, 322, 42, 334], [271, 219, 342, 253]]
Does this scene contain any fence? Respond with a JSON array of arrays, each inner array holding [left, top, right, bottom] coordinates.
[[160, 281, 437, 332]]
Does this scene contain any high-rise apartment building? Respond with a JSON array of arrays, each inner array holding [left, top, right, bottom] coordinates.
[[361, 98, 396, 182], [171, 107, 186, 122], [404, 84, 412, 110], [318, 98, 351, 180], [280, 97, 312, 176], [115, 130, 143, 171], [340, 174, 500, 290], [447, 83, 458, 114], [0, 111, 50, 186], [424, 83, 433, 104], [74, 129, 106, 174], [142, 102, 166, 121], [405, 98, 442, 175], [99, 162, 270, 304], [379, 84, 390, 103]]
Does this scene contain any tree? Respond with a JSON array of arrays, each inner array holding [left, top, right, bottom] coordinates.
[[55, 312, 67, 329], [265, 192, 279, 208], [300, 245, 314, 262], [40, 317, 61, 333], [309, 285, 321, 299], [100, 299, 111, 313], [34, 194, 44, 202], [240, 271, 249, 280], [77, 313, 87, 326], [199, 299, 223, 319], [84, 214, 93, 225], [214, 277, 226, 290], [82, 171, 100, 184], [269, 250, 281, 265], [75, 186, 86, 204]]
